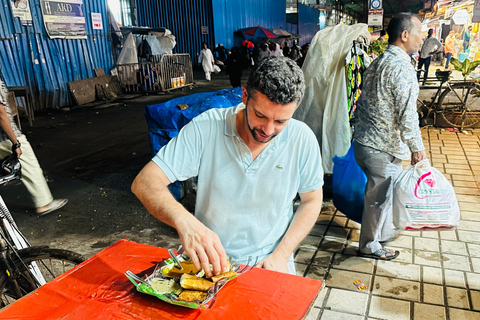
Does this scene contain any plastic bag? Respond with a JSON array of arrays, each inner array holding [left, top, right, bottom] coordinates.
[[213, 65, 221, 74], [393, 159, 460, 230], [332, 144, 367, 222]]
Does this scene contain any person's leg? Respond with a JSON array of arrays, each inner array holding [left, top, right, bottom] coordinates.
[[445, 52, 452, 68], [417, 58, 425, 80], [205, 71, 211, 81], [353, 142, 402, 255], [423, 57, 431, 83], [463, 41, 468, 51]]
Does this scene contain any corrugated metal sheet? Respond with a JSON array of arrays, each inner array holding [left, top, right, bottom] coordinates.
[[0, 0, 113, 109], [136, 0, 215, 67], [211, 0, 287, 49], [298, 4, 320, 46]]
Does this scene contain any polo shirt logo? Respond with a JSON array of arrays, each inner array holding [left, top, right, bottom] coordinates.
[[276, 165, 283, 170]]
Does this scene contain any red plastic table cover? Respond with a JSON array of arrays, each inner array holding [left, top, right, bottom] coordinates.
[[0, 239, 323, 319]]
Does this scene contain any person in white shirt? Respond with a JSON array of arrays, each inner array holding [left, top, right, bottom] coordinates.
[[198, 42, 215, 81], [417, 28, 442, 84]]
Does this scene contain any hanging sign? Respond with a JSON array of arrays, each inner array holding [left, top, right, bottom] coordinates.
[[370, 0, 382, 10], [10, 0, 33, 26], [474, 0, 480, 23], [40, 0, 87, 39], [451, 9, 469, 25], [91, 12, 102, 30], [368, 9, 383, 26]]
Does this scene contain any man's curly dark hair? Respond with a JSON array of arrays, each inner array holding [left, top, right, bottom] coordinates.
[[246, 56, 305, 105]]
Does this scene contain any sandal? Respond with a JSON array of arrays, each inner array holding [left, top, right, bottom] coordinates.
[[37, 199, 68, 216], [379, 231, 400, 245], [357, 248, 400, 260]]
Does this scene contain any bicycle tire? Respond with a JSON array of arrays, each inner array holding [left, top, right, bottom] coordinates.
[[0, 246, 84, 306], [438, 82, 480, 128]]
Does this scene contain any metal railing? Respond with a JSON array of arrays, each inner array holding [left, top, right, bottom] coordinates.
[[115, 54, 194, 93]]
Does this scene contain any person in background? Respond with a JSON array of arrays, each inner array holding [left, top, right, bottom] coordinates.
[[289, 40, 302, 61], [282, 41, 291, 58], [131, 57, 324, 276], [269, 42, 283, 56], [198, 42, 215, 81], [352, 13, 427, 261], [297, 43, 310, 68], [445, 30, 455, 69], [454, 33, 461, 58], [214, 43, 228, 64], [258, 43, 270, 61], [226, 46, 245, 87], [417, 28, 442, 84], [463, 25, 473, 52], [0, 76, 68, 216]]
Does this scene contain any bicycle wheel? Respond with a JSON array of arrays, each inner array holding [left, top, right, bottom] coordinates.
[[0, 246, 84, 306], [438, 82, 480, 128]]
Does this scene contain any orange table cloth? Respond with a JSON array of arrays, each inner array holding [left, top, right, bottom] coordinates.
[[0, 239, 323, 319]]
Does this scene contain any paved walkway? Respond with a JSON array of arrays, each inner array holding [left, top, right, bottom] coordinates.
[[299, 128, 480, 320]]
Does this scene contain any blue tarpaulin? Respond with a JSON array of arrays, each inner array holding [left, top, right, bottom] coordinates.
[[145, 87, 243, 198]]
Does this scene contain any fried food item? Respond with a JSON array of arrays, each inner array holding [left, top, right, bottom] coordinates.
[[210, 270, 237, 283], [180, 274, 214, 291], [177, 290, 208, 302], [169, 260, 200, 275]]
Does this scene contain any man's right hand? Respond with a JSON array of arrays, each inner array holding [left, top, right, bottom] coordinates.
[[411, 150, 427, 165], [175, 215, 228, 277]]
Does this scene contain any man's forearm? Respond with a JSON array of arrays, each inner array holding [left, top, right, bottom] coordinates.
[[272, 188, 323, 260]]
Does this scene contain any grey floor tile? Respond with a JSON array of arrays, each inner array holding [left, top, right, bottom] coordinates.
[[414, 250, 442, 267], [312, 250, 334, 267], [306, 265, 328, 281], [440, 230, 458, 240], [389, 235, 413, 249], [331, 216, 347, 228], [325, 226, 349, 239], [446, 287, 470, 309], [423, 266, 444, 285], [319, 236, 346, 252], [466, 272, 480, 290], [422, 230, 440, 238], [325, 288, 368, 315], [324, 269, 372, 292], [392, 247, 413, 264], [414, 303, 446, 319], [310, 224, 328, 237], [442, 253, 472, 272], [346, 219, 360, 229], [331, 254, 375, 274], [314, 286, 328, 307], [441, 240, 468, 255], [472, 258, 480, 273], [458, 230, 480, 244], [376, 260, 420, 281], [300, 235, 322, 249], [368, 296, 411, 320], [423, 283, 445, 305], [349, 229, 360, 242], [403, 230, 422, 237], [316, 214, 333, 225], [415, 237, 440, 252], [461, 211, 480, 222], [444, 269, 466, 288], [372, 276, 420, 301], [448, 307, 480, 320], [472, 290, 480, 311], [295, 262, 308, 277], [295, 248, 316, 264], [305, 307, 321, 320], [468, 243, 480, 258], [320, 309, 363, 320], [344, 242, 359, 256], [458, 220, 480, 232]]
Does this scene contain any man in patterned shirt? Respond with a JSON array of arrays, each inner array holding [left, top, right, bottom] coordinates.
[[0, 76, 67, 216], [353, 13, 427, 260]]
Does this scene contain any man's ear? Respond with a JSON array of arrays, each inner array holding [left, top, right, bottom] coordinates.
[[241, 86, 248, 105], [400, 30, 410, 43]]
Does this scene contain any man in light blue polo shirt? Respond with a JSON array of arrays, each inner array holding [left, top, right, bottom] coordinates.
[[132, 57, 324, 276]]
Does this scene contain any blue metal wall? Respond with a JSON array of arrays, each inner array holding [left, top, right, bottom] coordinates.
[[211, 0, 287, 49], [136, 0, 215, 67], [298, 3, 320, 46], [0, 0, 113, 109]]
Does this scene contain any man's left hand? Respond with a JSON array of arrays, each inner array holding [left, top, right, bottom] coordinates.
[[411, 150, 428, 165], [256, 253, 289, 274]]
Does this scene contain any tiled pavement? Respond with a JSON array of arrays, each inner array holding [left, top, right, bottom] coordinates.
[[298, 128, 480, 320]]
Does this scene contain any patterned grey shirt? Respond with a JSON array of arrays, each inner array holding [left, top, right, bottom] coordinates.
[[353, 45, 425, 160], [0, 79, 22, 142]]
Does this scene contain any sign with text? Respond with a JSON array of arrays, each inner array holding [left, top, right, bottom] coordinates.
[[474, 0, 480, 23], [370, 0, 382, 9], [201, 26, 208, 35], [40, 0, 87, 39], [368, 9, 383, 27], [91, 12, 102, 30], [11, 0, 33, 26], [451, 9, 469, 25]]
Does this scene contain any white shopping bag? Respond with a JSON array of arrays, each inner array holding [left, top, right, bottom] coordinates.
[[393, 159, 460, 230], [213, 65, 221, 74]]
